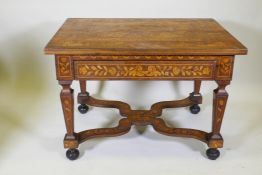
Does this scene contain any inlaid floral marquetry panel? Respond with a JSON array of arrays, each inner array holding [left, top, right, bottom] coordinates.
[[216, 57, 234, 79], [74, 61, 215, 80], [56, 56, 73, 79]]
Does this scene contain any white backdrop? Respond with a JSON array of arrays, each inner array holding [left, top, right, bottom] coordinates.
[[0, 1, 262, 175]]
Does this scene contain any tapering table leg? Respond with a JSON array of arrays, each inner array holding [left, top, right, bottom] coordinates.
[[194, 80, 201, 94], [189, 80, 202, 114], [207, 80, 230, 160], [77, 80, 89, 114], [59, 80, 79, 160]]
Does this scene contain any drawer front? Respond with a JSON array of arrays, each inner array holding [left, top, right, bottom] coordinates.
[[74, 61, 216, 80]]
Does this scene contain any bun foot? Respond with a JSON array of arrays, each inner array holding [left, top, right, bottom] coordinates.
[[78, 104, 89, 114], [206, 148, 220, 160], [66, 148, 80, 160], [189, 104, 200, 114]]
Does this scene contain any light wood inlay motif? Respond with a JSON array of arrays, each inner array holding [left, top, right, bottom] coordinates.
[[215, 98, 227, 125], [64, 139, 78, 149], [63, 99, 71, 122], [217, 57, 234, 78], [59, 80, 76, 149], [56, 56, 73, 78], [60, 95, 74, 135], [208, 139, 223, 148], [78, 95, 209, 144], [152, 118, 208, 143], [72, 55, 219, 61], [78, 118, 132, 143], [75, 61, 215, 79]]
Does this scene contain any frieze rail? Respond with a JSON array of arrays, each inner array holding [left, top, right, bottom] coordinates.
[[75, 61, 215, 79], [55, 56, 234, 80]]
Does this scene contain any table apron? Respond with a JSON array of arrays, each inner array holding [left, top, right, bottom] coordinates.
[[54, 55, 234, 81]]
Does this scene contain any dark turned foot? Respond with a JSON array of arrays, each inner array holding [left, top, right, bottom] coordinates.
[[206, 148, 220, 160], [78, 104, 89, 114], [189, 104, 200, 114], [66, 148, 80, 160]]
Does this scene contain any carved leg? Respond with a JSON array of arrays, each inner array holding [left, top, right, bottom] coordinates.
[[207, 80, 230, 160], [78, 80, 89, 114], [59, 80, 79, 160], [189, 80, 202, 114]]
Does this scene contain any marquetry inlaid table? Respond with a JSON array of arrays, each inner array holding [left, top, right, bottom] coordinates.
[[44, 18, 247, 160]]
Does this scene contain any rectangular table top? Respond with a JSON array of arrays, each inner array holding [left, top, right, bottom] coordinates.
[[45, 18, 247, 56]]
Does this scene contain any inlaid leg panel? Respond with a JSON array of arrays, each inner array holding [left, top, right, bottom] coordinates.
[[59, 80, 78, 149], [208, 80, 230, 148]]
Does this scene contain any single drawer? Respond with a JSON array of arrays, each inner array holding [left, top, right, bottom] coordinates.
[[74, 61, 216, 80]]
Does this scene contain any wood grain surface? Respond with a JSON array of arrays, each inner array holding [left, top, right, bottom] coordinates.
[[45, 18, 247, 55]]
